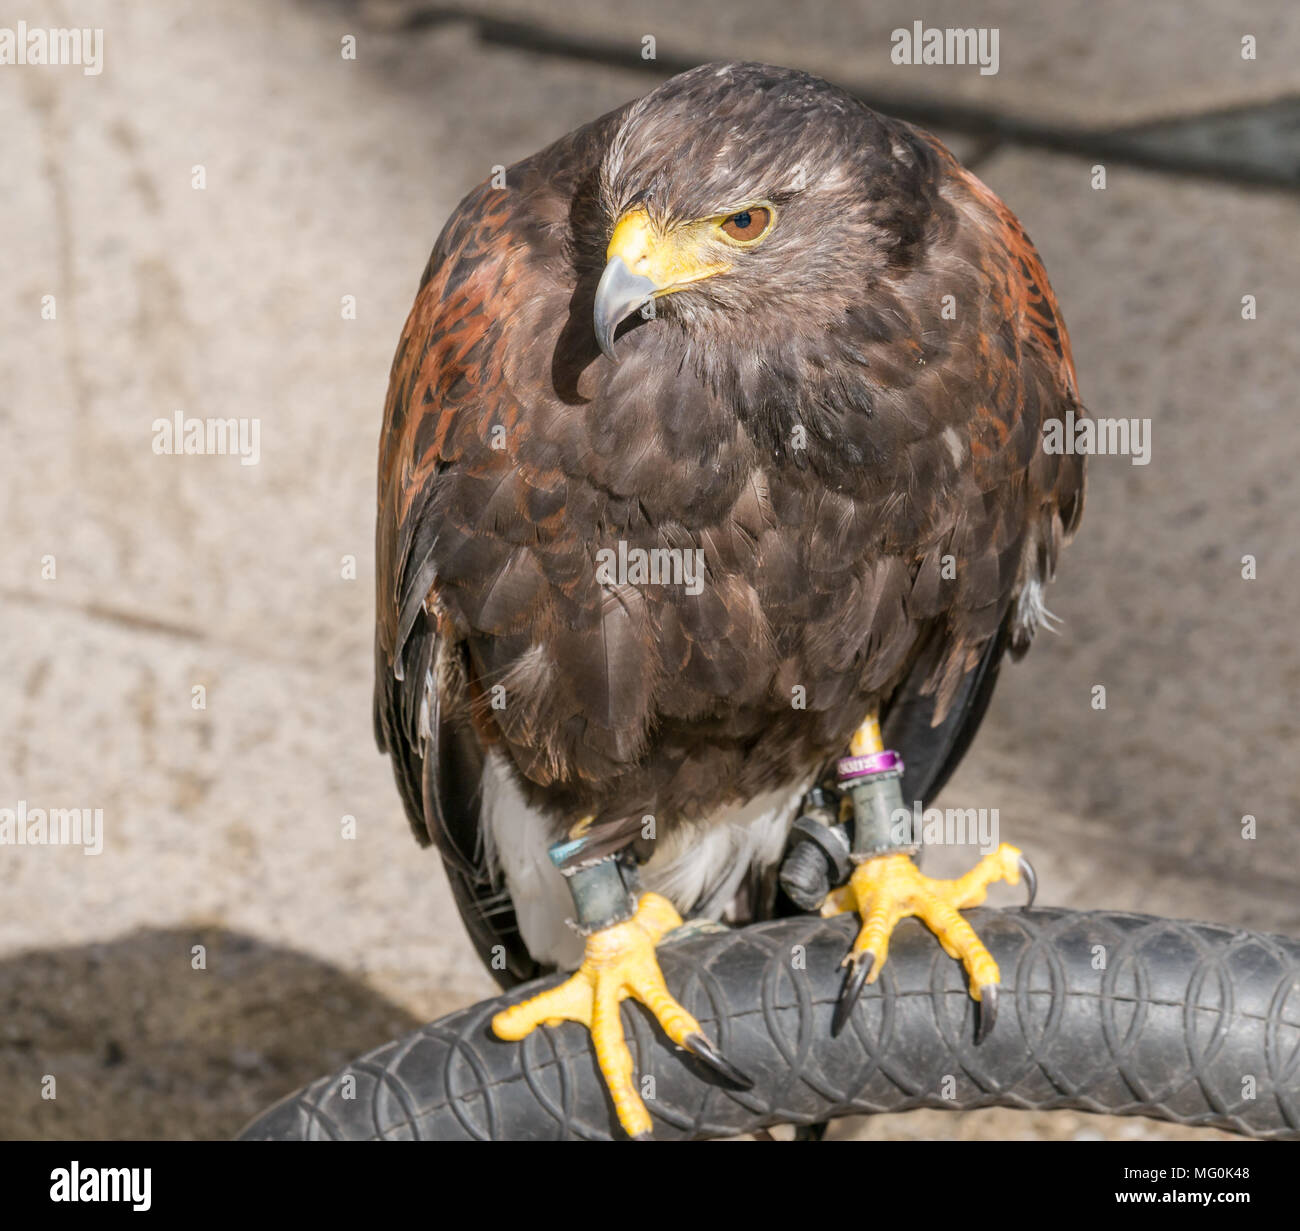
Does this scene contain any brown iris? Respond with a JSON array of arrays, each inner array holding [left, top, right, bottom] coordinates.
[[720, 207, 771, 242]]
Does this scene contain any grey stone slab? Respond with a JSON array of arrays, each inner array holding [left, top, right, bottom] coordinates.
[[1103, 97, 1300, 188], [366, 0, 1300, 127]]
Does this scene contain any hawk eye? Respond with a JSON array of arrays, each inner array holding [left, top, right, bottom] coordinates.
[[720, 206, 771, 242]]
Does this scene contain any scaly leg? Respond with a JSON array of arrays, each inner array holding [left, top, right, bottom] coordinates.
[[822, 715, 1036, 1040], [491, 826, 751, 1139]]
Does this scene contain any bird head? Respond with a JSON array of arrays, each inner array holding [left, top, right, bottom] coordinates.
[[594, 202, 775, 359], [592, 62, 938, 363]]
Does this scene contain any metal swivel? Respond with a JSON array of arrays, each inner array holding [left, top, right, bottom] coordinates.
[[779, 788, 853, 910]]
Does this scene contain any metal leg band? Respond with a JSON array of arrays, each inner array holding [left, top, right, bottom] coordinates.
[[549, 835, 641, 935], [837, 752, 919, 859]]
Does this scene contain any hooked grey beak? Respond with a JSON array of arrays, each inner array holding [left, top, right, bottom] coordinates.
[[593, 256, 658, 361]]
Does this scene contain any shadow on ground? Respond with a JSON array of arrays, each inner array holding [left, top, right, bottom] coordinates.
[[1, 929, 421, 1140]]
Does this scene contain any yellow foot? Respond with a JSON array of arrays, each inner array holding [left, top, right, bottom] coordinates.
[[821, 843, 1036, 1040], [490, 891, 752, 1139]]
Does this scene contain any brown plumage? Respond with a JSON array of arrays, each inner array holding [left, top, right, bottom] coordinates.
[[374, 63, 1085, 986]]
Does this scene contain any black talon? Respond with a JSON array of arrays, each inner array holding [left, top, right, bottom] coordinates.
[[975, 983, 998, 1044], [832, 953, 873, 1037], [1018, 854, 1038, 908], [684, 1032, 755, 1090]]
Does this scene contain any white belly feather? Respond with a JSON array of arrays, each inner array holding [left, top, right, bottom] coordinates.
[[480, 749, 811, 969]]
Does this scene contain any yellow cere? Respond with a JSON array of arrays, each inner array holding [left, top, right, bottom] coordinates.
[[605, 206, 732, 294]]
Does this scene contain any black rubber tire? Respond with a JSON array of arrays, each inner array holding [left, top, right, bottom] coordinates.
[[239, 907, 1300, 1140]]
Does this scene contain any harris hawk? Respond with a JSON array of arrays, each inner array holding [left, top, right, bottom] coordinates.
[[374, 62, 1085, 1138]]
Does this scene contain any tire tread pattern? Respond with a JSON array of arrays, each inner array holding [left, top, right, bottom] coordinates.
[[238, 909, 1300, 1141]]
